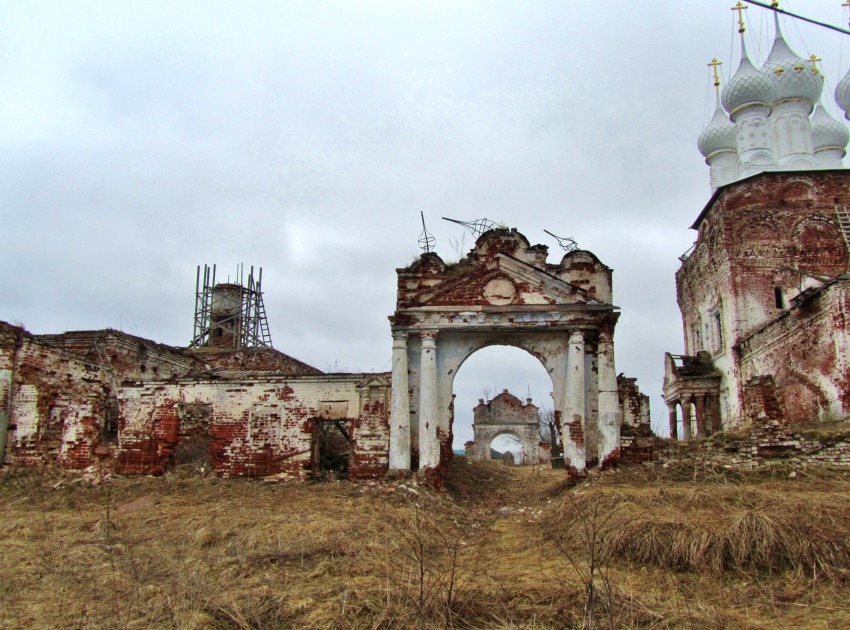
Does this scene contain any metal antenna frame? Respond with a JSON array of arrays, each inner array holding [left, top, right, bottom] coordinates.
[[543, 229, 579, 253], [442, 216, 498, 238], [418, 211, 436, 253], [190, 264, 273, 349]]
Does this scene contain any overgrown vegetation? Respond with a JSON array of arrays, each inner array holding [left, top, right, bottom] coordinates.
[[1, 459, 849, 628]]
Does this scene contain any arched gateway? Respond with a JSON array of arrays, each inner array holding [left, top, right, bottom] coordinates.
[[388, 227, 622, 475]]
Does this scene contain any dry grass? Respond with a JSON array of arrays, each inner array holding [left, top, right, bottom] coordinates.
[[0, 460, 849, 629]]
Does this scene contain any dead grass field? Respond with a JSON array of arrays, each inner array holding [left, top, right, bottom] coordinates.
[[1, 459, 849, 629]]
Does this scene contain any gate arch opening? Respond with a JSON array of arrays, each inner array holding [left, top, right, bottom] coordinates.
[[451, 344, 552, 465], [490, 432, 523, 464]]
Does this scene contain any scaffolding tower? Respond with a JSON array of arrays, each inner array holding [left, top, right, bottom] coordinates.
[[189, 264, 273, 349]]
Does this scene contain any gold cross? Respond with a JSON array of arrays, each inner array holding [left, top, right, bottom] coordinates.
[[708, 58, 723, 88], [731, 2, 748, 34], [808, 54, 822, 75]]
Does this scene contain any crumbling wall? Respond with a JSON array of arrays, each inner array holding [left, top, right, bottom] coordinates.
[[190, 347, 323, 375], [676, 171, 850, 425], [738, 282, 850, 423], [116, 375, 390, 479], [0, 322, 111, 469], [618, 375, 650, 429], [660, 421, 850, 470], [350, 376, 391, 478], [468, 391, 542, 463], [37, 329, 200, 381]]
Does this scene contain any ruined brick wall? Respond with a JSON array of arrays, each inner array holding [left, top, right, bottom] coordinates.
[[188, 347, 323, 375], [473, 391, 538, 426], [350, 376, 391, 478], [116, 374, 390, 479], [468, 391, 543, 463], [1, 322, 111, 469], [738, 282, 850, 423], [394, 230, 612, 311], [617, 375, 650, 429], [660, 421, 850, 470], [37, 329, 201, 381], [676, 171, 850, 425]]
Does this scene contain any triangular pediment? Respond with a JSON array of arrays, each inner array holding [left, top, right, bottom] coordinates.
[[412, 254, 598, 307]]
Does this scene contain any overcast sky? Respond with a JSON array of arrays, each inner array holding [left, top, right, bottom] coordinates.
[[3, 1, 849, 444]]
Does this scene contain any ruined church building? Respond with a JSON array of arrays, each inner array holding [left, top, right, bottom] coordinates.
[[3, 5, 850, 481], [665, 6, 850, 437]]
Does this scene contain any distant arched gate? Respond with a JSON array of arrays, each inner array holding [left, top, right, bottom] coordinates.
[[387, 228, 622, 474]]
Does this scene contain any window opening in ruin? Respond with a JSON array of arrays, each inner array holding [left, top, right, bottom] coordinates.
[[311, 419, 351, 480], [102, 396, 119, 443], [140, 364, 146, 374], [452, 345, 552, 467], [774, 286, 785, 309], [174, 402, 212, 467], [710, 306, 723, 353]]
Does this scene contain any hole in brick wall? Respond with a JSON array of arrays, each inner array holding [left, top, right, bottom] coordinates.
[[140, 364, 146, 374], [102, 396, 119, 443], [311, 419, 351, 480], [774, 286, 785, 309]]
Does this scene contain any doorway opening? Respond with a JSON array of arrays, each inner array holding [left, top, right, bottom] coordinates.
[[311, 419, 351, 480]]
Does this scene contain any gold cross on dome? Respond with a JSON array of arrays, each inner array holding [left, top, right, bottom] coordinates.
[[731, 2, 748, 34], [808, 54, 822, 75], [708, 58, 723, 88]]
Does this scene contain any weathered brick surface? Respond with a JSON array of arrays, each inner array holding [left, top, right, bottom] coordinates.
[[117, 374, 390, 479], [189, 347, 323, 376], [661, 421, 850, 470], [1, 322, 112, 469], [467, 391, 543, 463], [37, 329, 202, 381], [676, 171, 850, 425], [1, 320, 389, 479]]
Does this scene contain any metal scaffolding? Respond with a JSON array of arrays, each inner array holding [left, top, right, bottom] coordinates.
[[189, 264, 273, 349]]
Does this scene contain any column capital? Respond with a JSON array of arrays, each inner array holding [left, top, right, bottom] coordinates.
[[392, 330, 409, 345], [598, 330, 614, 345], [420, 330, 438, 343], [568, 330, 584, 344]]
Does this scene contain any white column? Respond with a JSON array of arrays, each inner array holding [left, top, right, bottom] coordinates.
[[681, 398, 693, 440], [418, 331, 440, 471], [596, 331, 621, 466], [563, 330, 586, 470], [389, 331, 410, 471]]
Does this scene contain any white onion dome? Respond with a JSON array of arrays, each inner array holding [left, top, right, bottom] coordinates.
[[722, 42, 775, 115], [835, 68, 850, 118], [698, 96, 737, 157], [760, 18, 822, 105], [811, 102, 849, 150]]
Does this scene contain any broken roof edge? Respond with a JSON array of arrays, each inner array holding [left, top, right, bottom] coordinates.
[[690, 168, 850, 231]]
